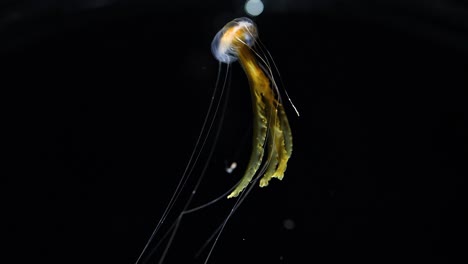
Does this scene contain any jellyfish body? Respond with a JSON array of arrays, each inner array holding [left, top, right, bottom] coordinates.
[[211, 17, 293, 198], [134, 18, 294, 264]]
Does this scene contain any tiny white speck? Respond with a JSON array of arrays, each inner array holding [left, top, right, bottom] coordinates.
[[226, 162, 237, 174]]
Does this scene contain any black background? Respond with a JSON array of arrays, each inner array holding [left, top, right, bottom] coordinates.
[[3, 1, 467, 264]]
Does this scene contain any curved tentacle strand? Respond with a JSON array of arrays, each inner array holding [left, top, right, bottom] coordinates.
[[276, 105, 293, 179], [260, 104, 289, 187], [227, 44, 270, 198]]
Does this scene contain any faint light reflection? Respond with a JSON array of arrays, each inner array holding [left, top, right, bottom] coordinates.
[[245, 0, 264, 16]]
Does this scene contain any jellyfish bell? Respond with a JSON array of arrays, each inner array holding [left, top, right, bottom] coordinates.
[[211, 17, 258, 64]]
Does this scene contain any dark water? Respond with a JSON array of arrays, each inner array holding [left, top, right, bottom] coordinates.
[[3, 1, 467, 264]]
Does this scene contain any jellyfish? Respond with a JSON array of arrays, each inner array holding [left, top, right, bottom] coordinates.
[[211, 17, 294, 198], [135, 17, 297, 264]]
